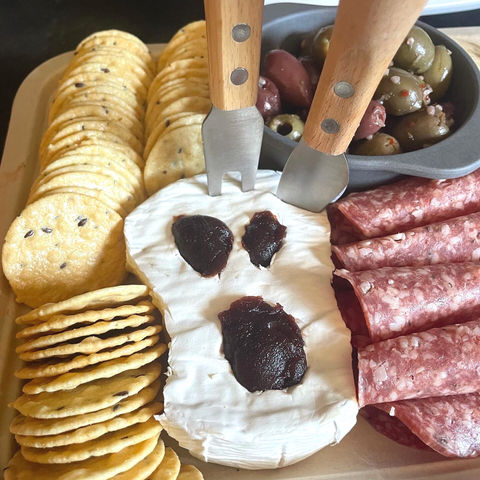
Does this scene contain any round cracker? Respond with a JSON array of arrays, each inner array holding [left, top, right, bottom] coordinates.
[[177, 465, 205, 480], [15, 284, 149, 325], [2, 193, 126, 309], [13, 362, 162, 418], [149, 446, 181, 480], [164, 37, 207, 69], [16, 333, 161, 379], [23, 344, 166, 394], [144, 124, 205, 195], [10, 379, 161, 435], [16, 402, 163, 447], [78, 30, 150, 54]]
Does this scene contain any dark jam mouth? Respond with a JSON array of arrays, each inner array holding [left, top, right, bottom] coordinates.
[[172, 214, 234, 277], [218, 296, 307, 392], [242, 211, 287, 268]]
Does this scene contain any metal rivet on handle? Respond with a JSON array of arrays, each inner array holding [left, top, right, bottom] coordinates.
[[230, 67, 248, 86], [321, 118, 340, 134], [334, 81, 354, 98], [232, 24, 251, 43]]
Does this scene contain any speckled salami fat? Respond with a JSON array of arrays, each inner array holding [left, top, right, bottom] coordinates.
[[357, 320, 480, 407], [375, 394, 480, 458], [332, 212, 480, 272], [361, 406, 432, 451], [328, 169, 480, 245], [336, 263, 480, 342]]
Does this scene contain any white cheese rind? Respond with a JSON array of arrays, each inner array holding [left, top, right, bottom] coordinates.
[[125, 171, 358, 470]]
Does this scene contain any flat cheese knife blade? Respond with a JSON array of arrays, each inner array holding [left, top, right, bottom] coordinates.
[[202, 0, 264, 197], [277, 0, 429, 213]]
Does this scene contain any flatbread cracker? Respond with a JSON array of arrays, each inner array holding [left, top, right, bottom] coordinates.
[[4, 436, 158, 480], [13, 362, 162, 418], [10, 379, 161, 435], [23, 344, 166, 394], [177, 465, 205, 480], [16, 402, 163, 447], [149, 446, 181, 480]]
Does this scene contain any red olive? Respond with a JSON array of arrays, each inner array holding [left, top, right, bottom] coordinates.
[[299, 56, 321, 92], [256, 76, 282, 120], [262, 49, 313, 109], [353, 100, 387, 140]]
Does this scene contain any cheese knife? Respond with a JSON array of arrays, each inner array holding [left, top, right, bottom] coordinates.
[[276, 0, 429, 212], [202, 0, 264, 196]]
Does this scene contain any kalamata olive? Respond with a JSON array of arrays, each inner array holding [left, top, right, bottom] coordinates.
[[393, 26, 435, 74], [374, 67, 425, 116], [268, 114, 304, 142], [312, 25, 334, 67], [392, 106, 451, 152], [423, 45, 453, 102], [263, 50, 313, 109], [299, 56, 321, 91], [256, 76, 282, 120], [351, 133, 402, 156], [353, 100, 386, 140]]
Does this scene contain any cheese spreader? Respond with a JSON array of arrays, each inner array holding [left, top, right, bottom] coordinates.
[[202, 0, 264, 196], [276, 0, 429, 212]]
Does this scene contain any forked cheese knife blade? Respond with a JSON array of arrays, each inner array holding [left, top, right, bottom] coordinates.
[[277, 0, 429, 213], [202, 0, 264, 197]]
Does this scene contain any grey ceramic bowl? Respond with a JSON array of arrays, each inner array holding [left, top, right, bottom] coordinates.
[[259, 3, 480, 191]]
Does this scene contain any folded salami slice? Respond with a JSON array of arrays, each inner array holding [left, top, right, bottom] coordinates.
[[358, 320, 480, 407], [332, 212, 480, 272], [329, 169, 480, 245], [374, 394, 480, 458], [336, 263, 480, 342]]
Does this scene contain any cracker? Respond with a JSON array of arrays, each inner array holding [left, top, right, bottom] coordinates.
[[112, 439, 165, 480], [177, 465, 205, 480], [13, 362, 162, 418], [10, 379, 161, 435], [17, 314, 156, 356], [17, 300, 155, 338], [21, 418, 161, 464], [149, 446, 181, 480], [2, 193, 126, 309], [23, 344, 166, 394], [4, 436, 158, 480], [16, 333, 161, 379], [144, 124, 205, 195], [77, 30, 151, 54], [163, 38, 207, 69], [16, 401, 163, 447]]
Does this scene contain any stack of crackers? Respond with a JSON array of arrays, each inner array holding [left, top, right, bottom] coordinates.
[[5, 285, 203, 479], [2, 30, 152, 308], [144, 21, 210, 196]]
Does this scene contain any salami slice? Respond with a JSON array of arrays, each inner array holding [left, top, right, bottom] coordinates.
[[375, 394, 480, 458], [329, 169, 480, 245], [357, 320, 480, 407], [334, 289, 370, 347], [335, 263, 480, 342], [360, 406, 432, 451], [332, 212, 480, 272]]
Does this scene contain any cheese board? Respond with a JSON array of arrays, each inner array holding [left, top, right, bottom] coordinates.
[[2, 29, 480, 479]]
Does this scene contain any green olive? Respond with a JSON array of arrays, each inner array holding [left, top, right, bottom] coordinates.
[[351, 133, 402, 156], [312, 25, 334, 67], [392, 107, 451, 152], [393, 26, 435, 74], [300, 30, 317, 57], [374, 67, 424, 116], [268, 114, 304, 142], [423, 45, 453, 102]]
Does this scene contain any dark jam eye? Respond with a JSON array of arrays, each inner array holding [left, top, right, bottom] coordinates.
[[218, 296, 307, 392], [172, 215, 234, 277], [242, 211, 286, 268]]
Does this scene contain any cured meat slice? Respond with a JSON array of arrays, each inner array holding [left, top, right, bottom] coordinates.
[[360, 406, 432, 451], [335, 263, 480, 342], [374, 394, 480, 458], [357, 320, 480, 407], [328, 169, 480, 245], [332, 212, 480, 272]]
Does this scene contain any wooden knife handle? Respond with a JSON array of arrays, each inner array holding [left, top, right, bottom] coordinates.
[[204, 0, 264, 111], [303, 0, 429, 155]]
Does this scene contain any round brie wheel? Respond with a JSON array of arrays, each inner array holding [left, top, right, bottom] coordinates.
[[125, 170, 358, 470]]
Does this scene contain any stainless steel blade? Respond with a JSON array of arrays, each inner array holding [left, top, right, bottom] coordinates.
[[202, 105, 264, 196], [276, 138, 349, 213]]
